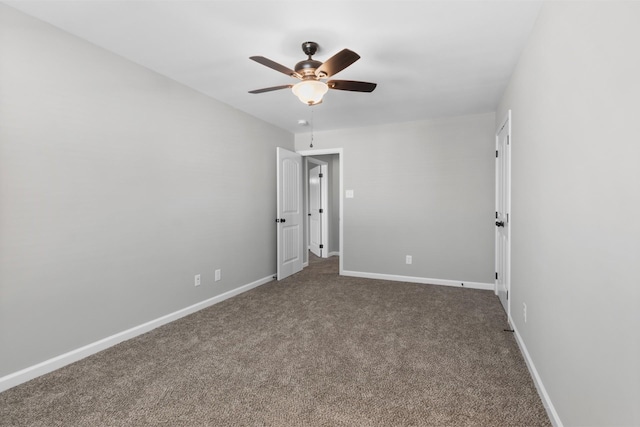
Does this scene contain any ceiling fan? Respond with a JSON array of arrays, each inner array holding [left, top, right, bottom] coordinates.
[[249, 41, 377, 106]]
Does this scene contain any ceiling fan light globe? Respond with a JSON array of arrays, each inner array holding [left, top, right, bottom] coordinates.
[[292, 80, 328, 105]]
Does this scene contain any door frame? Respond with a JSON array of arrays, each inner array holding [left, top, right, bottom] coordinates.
[[306, 157, 329, 258], [495, 110, 512, 317], [297, 148, 343, 275]]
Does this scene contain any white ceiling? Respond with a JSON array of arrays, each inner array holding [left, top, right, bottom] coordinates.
[[6, 0, 542, 134]]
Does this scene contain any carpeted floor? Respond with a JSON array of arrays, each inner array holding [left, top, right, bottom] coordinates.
[[0, 255, 550, 426]]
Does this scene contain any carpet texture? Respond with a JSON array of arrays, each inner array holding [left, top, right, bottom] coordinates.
[[0, 256, 550, 426]]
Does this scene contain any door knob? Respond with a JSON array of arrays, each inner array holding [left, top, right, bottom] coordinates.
[[495, 221, 505, 227], [275, 218, 286, 223]]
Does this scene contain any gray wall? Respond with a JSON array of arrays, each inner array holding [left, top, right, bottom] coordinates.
[[496, 2, 640, 425], [0, 4, 293, 377], [296, 113, 495, 284]]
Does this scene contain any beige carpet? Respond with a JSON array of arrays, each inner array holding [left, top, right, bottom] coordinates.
[[0, 255, 550, 426]]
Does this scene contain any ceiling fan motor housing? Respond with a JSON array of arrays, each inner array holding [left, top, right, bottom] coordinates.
[[296, 42, 322, 78], [295, 59, 322, 78]]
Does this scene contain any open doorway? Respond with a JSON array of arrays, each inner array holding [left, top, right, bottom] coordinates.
[[297, 149, 343, 274]]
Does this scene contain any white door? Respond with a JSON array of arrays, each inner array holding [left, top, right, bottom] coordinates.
[[277, 147, 303, 280], [495, 111, 511, 314], [309, 165, 322, 257]]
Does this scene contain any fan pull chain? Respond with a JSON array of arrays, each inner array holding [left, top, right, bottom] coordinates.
[[310, 107, 314, 148]]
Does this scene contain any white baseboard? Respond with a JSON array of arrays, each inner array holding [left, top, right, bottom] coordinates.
[[510, 317, 563, 427], [341, 270, 493, 291], [0, 274, 275, 393], [328, 251, 340, 257]]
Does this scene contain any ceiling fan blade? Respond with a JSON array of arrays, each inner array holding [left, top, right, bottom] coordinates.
[[250, 56, 301, 78], [315, 49, 360, 78], [248, 84, 293, 94], [327, 80, 377, 92]]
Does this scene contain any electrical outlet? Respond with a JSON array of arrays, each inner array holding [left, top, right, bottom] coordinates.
[[523, 303, 527, 323], [195, 274, 201, 287], [405, 255, 412, 265], [215, 269, 221, 282]]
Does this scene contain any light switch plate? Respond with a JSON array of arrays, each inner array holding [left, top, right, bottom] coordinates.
[[346, 190, 354, 198]]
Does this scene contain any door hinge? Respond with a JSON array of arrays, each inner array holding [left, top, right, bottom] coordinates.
[[319, 208, 323, 213], [318, 173, 323, 178], [495, 211, 498, 219], [496, 150, 499, 158], [495, 272, 498, 280], [507, 290, 509, 300], [507, 135, 510, 145], [319, 244, 324, 249]]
